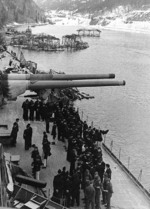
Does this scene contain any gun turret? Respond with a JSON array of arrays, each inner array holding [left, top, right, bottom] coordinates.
[[3, 73, 115, 80], [0, 72, 126, 101], [2, 80, 125, 100]]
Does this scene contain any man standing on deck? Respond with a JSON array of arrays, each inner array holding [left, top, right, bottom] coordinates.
[[27, 123, 33, 148], [71, 170, 81, 207], [23, 124, 32, 150], [104, 178, 113, 209], [32, 153, 43, 180], [22, 99, 29, 121], [42, 137, 51, 168], [34, 99, 41, 121], [51, 121, 57, 144], [70, 149, 77, 175], [10, 118, 20, 146], [93, 172, 102, 209], [105, 164, 112, 179], [85, 180, 95, 209], [102, 173, 108, 205], [29, 100, 35, 121], [11, 121, 19, 146], [45, 115, 50, 133]]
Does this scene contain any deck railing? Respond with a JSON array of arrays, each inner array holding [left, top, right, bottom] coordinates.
[[76, 106, 149, 194]]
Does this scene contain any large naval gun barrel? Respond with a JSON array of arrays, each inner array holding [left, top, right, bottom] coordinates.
[[3, 80, 125, 100], [28, 80, 125, 90], [3, 73, 115, 80]]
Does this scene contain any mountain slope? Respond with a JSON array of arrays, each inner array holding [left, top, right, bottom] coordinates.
[[33, 0, 150, 12], [0, 0, 45, 27]]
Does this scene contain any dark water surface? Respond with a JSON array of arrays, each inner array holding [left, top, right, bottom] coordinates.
[[18, 25, 150, 189]]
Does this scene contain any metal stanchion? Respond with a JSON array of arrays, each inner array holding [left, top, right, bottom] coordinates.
[[119, 148, 121, 160], [110, 140, 113, 152], [138, 169, 142, 182], [103, 134, 106, 144], [91, 121, 93, 128], [128, 157, 130, 170], [47, 188, 50, 198], [86, 115, 88, 123]]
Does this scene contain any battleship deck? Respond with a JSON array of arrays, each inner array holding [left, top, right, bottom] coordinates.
[[0, 92, 150, 209]]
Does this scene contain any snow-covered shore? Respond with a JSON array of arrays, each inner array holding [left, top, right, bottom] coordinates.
[[101, 18, 150, 34], [7, 9, 150, 35], [52, 16, 150, 34], [47, 9, 150, 34]]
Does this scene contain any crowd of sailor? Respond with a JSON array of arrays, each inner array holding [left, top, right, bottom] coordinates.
[[11, 98, 113, 209]]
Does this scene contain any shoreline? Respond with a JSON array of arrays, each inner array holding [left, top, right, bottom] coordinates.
[[102, 25, 150, 34], [41, 20, 150, 35], [6, 18, 150, 35], [101, 19, 150, 34]]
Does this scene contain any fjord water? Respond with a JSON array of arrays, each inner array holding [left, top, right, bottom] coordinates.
[[21, 25, 150, 189]]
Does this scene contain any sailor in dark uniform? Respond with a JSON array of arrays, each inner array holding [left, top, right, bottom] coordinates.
[[29, 100, 35, 121], [22, 99, 29, 121], [45, 115, 50, 133], [71, 171, 81, 207], [27, 123, 33, 148], [53, 169, 62, 194], [51, 121, 57, 144], [23, 124, 32, 150], [34, 99, 41, 121], [10, 122, 19, 146], [31, 145, 39, 161], [40, 102, 47, 121], [52, 169, 63, 203], [42, 137, 51, 168], [64, 173, 72, 208], [31, 153, 43, 180], [70, 149, 76, 175], [105, 164, 112, 180], [105, 178, 113, 209]]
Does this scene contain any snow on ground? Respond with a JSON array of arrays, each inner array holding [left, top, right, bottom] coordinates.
[[7, 9, 150, 34], [51, 16, 91, 26], [101, 18, 150, 34], [52, 15, 150, 34], [47, 9, 150, 34]]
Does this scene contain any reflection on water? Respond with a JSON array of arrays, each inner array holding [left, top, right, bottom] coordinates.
[[14, 26, 150, 189]]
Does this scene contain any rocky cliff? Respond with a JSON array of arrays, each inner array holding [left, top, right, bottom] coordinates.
[[0, 0, 45, 27]]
